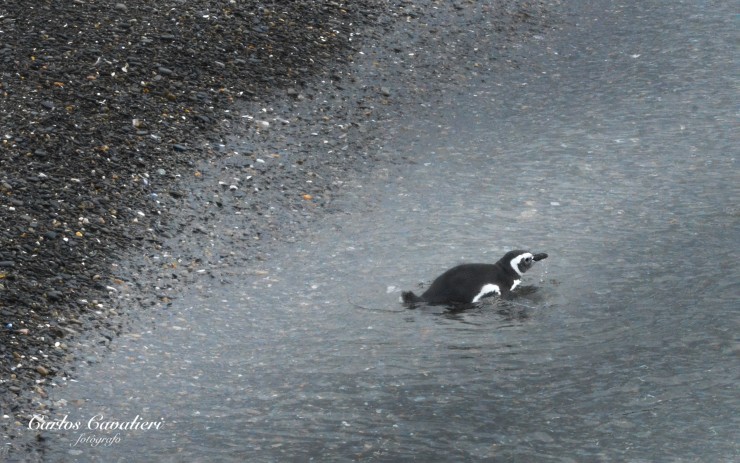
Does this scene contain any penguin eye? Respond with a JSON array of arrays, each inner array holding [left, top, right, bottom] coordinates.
[[524, 257, 532, 264]]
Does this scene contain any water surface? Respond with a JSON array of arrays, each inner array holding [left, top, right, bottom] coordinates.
[[35, 0, 739, 461]]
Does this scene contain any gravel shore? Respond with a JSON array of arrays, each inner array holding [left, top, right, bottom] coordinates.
[[1, 0, 556, 450]]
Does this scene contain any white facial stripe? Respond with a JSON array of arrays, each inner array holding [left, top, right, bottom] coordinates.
[[510, 279, 521, 291], [472, 284, 500, 303], [510, 253, 534, 276]]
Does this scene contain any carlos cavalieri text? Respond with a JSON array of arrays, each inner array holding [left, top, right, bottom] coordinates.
[[28, 414, 164, 431]]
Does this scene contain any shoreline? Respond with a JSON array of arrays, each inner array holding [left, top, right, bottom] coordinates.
[[0, 0, 556, 452], [1, 0, 381, 442]]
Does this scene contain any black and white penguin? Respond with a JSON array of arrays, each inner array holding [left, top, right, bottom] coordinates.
[[401, 250, 548, 304]]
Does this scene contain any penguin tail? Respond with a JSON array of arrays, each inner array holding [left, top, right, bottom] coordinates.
[[401, 291, 423, 303]]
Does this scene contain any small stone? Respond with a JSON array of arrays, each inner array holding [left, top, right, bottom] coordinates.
[[41, 100, 55, 110], [255, 120, 270, 130], [0, 261, 15, 268], [115, 3, 127, 11], [36, 366, 49, 376], [380, 86, 391, 96], [173, 144, 188, 152]]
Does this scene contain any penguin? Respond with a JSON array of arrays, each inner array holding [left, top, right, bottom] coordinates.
[[401, 250, 548, 305]]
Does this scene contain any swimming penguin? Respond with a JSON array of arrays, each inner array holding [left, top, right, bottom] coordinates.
[[401, 250, 548, 304]]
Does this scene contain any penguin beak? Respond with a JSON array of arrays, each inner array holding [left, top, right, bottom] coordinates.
[[533, 252, 548, 262]]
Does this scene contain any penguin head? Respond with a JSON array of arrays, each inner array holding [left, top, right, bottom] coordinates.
[[505, 250, 548, 276]]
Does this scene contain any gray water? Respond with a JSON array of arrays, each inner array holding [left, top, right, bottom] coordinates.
[[34, 1, 738, 461]]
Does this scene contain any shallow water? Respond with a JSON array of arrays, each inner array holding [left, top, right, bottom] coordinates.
[[30, 0, 738, 461]]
